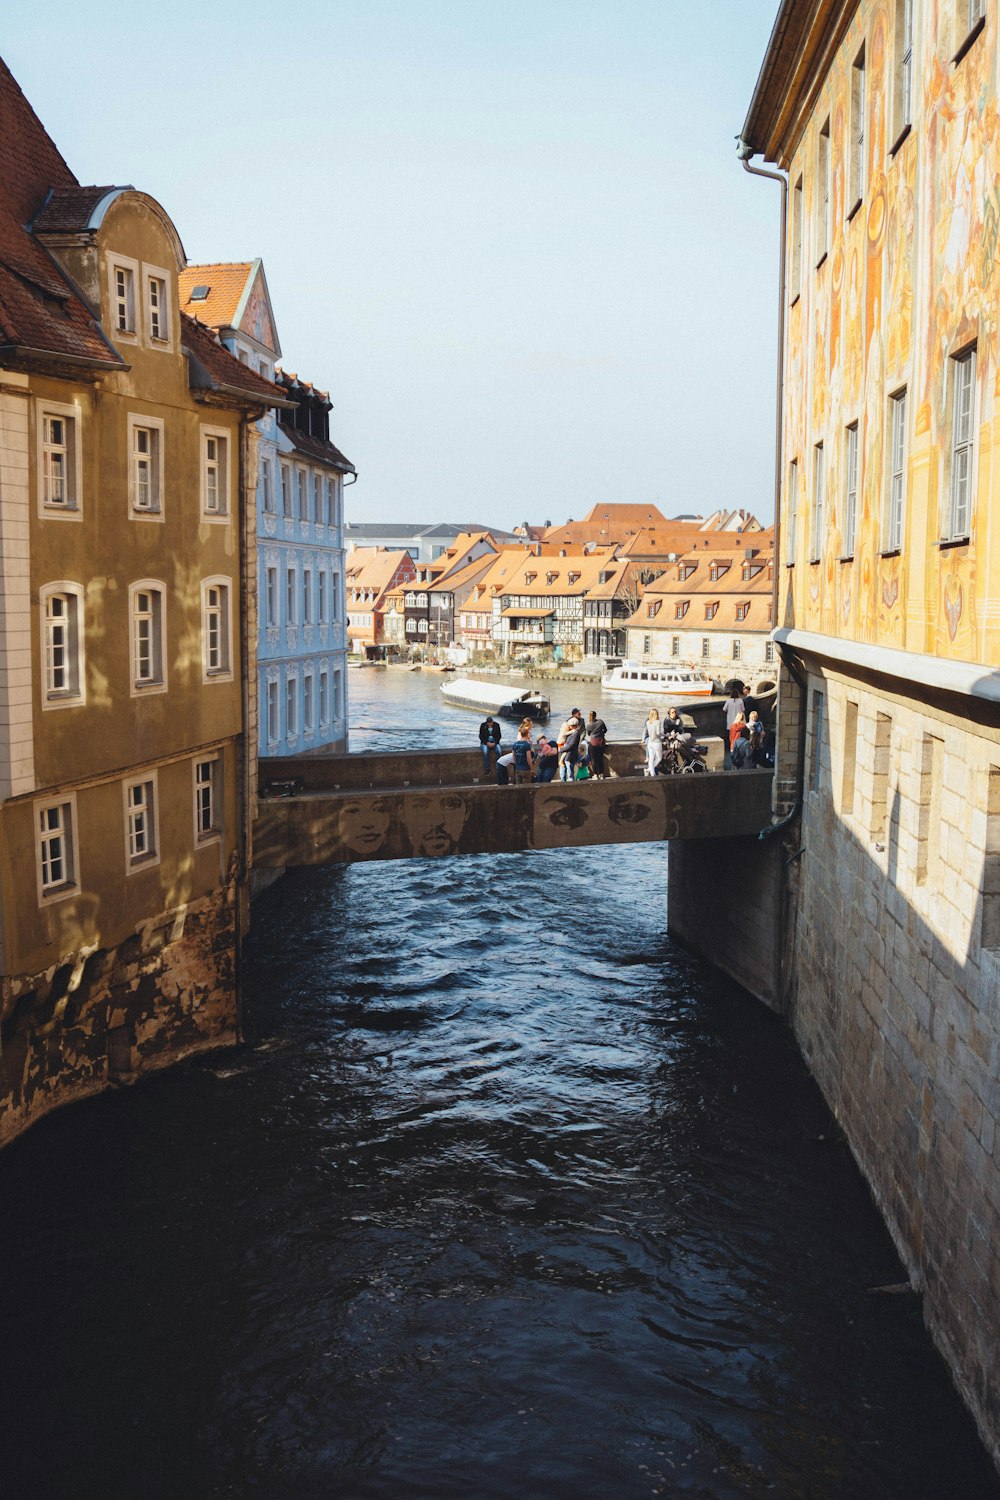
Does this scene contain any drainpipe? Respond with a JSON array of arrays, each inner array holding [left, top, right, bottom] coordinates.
[[234, 412, 260, 1043]]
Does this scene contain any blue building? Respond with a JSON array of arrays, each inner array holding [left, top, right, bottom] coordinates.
[[179, 262, 355, 756]]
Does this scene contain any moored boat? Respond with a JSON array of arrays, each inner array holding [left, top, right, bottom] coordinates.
[[601, 662, 716, 696], [440, 677, 550, 721]]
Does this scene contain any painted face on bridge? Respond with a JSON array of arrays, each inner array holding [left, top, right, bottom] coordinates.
[[533, 782, 670, 849], [401, 793, 470, 858], [338, 798, 392, 857]]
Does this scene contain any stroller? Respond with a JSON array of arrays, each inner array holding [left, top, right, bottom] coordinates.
[[657, 728, 709, 774]]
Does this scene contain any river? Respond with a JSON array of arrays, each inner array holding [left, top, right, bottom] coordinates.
[[0, 671, 996, 1499]]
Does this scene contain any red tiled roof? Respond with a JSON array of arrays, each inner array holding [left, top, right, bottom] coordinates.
[[280, 423, 355, 474], [32, 184, 120, 233], [178, 263, 253, 328], [0, 59, 124, 369], [182, 313, 290, 406]]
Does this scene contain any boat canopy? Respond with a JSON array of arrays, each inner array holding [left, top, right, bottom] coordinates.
[[441, 678, 548, 710]]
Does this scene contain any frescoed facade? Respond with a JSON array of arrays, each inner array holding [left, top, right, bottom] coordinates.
[[0, 60, 281, 1145], [738, 0, 1000, 1466], [179, 266, 355, 756]]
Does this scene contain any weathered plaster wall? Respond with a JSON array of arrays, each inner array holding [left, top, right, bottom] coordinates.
[[0, 883, 238, 1149]]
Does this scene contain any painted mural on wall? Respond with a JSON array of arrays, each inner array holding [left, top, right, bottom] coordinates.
[[782, 0, 999, 669]]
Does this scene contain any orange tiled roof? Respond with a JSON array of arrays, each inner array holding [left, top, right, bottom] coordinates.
[[182, 313, 288, 406], [178, 263, 253, 329]]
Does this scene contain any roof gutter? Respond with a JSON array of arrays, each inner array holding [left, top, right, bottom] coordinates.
[[0, 343, 127, 373]]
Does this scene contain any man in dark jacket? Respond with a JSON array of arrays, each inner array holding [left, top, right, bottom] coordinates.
[[479, 716, 502, 773]]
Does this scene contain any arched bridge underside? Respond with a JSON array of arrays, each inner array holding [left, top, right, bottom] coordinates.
[[254, 746, 774, 866]]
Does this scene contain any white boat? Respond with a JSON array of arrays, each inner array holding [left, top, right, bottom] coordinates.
[[601, 662, 716, 696], [440, 677, 550, 721]]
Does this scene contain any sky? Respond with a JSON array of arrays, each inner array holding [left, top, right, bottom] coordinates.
[[4, 0, 782, 533]]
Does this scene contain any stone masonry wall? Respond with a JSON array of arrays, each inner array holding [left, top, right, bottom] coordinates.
[[788, 663, 1000, 1467], [0, 884, 239, 1149]]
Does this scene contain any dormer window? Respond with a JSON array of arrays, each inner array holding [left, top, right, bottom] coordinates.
[[678, 562, 696, 581], [736, 601, 750, 621], [709, 561, 731, 582], [525, 572, 537, 584], [647, 600, 661, 618], [109, 256, 138, 336], [675, 601, 689, 619], [741, 562, 763, 580], [546, 571, 558, 585], [705, 601, 719, 620], [568, 571, 581, 584]]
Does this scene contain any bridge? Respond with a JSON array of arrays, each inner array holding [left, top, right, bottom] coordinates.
[[253, 742, 774, 865]]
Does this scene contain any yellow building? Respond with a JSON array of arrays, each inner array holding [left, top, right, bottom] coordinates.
[[738, 0, 1000, 1464], [0, 59, 279, 1144]]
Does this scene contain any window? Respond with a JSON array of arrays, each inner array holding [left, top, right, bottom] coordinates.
[[333, 667, 343, 722], [946, 348, 976, 540], [286, 674, 297, 737], [323, 478, 333, 527], [303, 568, 313, 624], [647, 600, 661, 618], [318, 571, 329, 625], [732, 639, 742, 661], [671, 636, 680, 657], [332, 571, 341, 621], [130, 581, 165, 690], [297, 467, 309, 522], [765, 640, 775, 663], [267, 678, 279, 744], [701, 638, 711, 660], [791, 176, 803, 297], [261, 456, 274, 514], [39, 404, 81, 514], [36, 796, 78, 901], [643, 635, 651, 654], [886, 390, 907, 550], [736, 602, 750, 621], [956, 0, 986, 61], [786, 458, 798, 564], [265, 566, 278, 627], [810, 690, 825, 792], [109, 257, 137, 334], [128, 415, 164, 517], [844, 423, 859, 557], [281, 464, 293, 519], [709, 561, 730, 582], [201, 428, 229, 516], [319, 668, 330, 727], [418, 619, 428, 635], [893, 0, 914, 144], [849, 48, 866, 213], [124, 776, 158, 868], [816, 121, 830, 262], [194, 755, 222, 843], [145, 269, 170, 345], [41, 584, 84, 705], [313, 474, 323, 525], [810, 444, 824, 561], [303, 672, 314, 734], [705, 601, 719, 620], [286, 565, 297, 625], [202, 578, 232, 678], [674, 601, 689, 619]]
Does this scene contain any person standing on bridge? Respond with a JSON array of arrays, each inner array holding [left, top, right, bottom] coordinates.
[[642, 708, 663, 777], [479, 715, 502, 774], [586, 710, 608, 778]]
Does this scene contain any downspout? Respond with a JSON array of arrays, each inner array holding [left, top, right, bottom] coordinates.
[[234, 412, 260, 1042]]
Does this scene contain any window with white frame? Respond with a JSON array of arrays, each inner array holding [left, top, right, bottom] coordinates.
[[319, 667, 330, 726], [144, 268, 170, 346], [41, 583, 84, 705], [201, 428, 229, 517], [849, 47, 866, 212], [817, 120, 830, 262], [265, 565, 278, 627], [791, 176, 803, 298], [333, 667, 343, 721], [810, 444, 824, 561], [36, 796, 78, 901], [109, 256, 137, 335], [303, 672, 314, 734], [194, 755, 222, 843], [286, 564, 297, 625], [732, 639, 742, 660], [886, 390, 907, 551], [261, 455, 274, 513], [671, 636, 680, 657], [303, 568, 313, 624], [281, 463, 292, 519], [124, 776, 158, 868], [39, 404, 81, 514], [332, 571, 341, 621], [946, 347, 976, 541], [286, 674, 297, 736], [787, 458, 798, 564], [765, 640, 775, 663], [202, 578, 232, 678], [267, 678, 279, 743], [128, 415, 164, 516], [318, 571, 329, 624], [130, 581, 166, 690], [893, 0, 914, 142], [312, 473, 322, 524], [701, 638, 710, 660], [844, 423, 859, 557], [323, 477, 333, 526], [297, 467, 309, 522]]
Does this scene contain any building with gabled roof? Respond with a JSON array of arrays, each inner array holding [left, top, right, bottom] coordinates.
[[623, 540, 774, 676], [0, 55, 286, 1144], [180, 262, 355, 757], [495, 547, 620, 660], [345, 547, 416, 657]]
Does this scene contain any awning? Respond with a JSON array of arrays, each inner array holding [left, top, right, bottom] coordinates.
[[500, 607, 555, 618]]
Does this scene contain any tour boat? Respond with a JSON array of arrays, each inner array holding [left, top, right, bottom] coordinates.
[[601, 662, 717, 696], [440, 677, 550, 722]]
